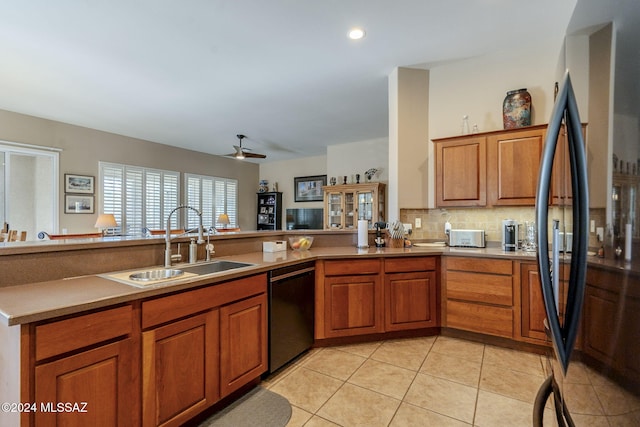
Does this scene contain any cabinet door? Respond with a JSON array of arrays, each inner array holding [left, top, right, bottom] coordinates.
[[385, 271, 438, 331], [325, 191, 344, 229], [357, 190, 374, 226], [35, 339, 135, 427], [520, 263, 548, 342], [583, 285, 620, 365], [323, 274, 383, 337], [142, 310, 219, 427], [487, 127, 544, 206], [435, 136, 487, 207], [220, 293, 268, 397]]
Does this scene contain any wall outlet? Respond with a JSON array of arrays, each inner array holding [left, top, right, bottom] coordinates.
[[596, 227, 604, 242], [590, 220, 596, 233], [403, 223, 412, 234], [415, 218, 422, 228]]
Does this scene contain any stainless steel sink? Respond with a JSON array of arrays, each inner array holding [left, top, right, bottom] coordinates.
[[129, 268, 184, 282], [180, 260, 254, 275]]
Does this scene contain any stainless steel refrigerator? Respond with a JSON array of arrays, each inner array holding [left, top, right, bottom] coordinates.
[[533, 1, 640, 424]]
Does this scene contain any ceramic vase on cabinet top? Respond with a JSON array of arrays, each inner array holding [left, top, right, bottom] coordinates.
[[502, 88, 532, 129]]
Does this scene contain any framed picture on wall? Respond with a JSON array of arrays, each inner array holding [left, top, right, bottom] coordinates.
[[65, 174, 94, 194], [294, 175, 326, 202], [65, 195, 94, 214]]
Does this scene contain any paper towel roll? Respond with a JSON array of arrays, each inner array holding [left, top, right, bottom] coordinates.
[[625, 223, 632, 262], [357, 220, 369, 248]]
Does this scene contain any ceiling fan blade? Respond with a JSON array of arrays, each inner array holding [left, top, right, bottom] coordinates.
[[242, 151, 266, 159]]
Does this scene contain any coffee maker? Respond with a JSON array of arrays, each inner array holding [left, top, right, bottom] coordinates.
[[502, 219, 519, 251]]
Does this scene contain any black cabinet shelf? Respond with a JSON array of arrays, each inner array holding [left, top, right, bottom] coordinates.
[[257, 192, 282, 230]]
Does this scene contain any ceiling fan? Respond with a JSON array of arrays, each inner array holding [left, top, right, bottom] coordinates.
[[224, 134, 266, 159]]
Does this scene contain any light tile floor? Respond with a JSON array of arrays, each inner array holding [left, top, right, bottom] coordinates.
[[261, 336, 640, 427]]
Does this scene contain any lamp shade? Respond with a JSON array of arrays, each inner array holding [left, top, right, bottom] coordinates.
[[94, 214, 117, 229], [217, 213, 230, 226]]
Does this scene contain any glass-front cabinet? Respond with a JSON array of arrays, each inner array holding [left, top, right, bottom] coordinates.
[[323, 183, 385, 230]]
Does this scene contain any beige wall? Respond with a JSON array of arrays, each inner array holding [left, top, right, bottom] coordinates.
[[427, 38, 566, 208], [0, 109, 259, 233], [259, 155, 328, 226], [389, 68, 430, 220]]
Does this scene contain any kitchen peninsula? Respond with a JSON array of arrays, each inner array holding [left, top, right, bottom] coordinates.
[[1, 231, 638, 426]]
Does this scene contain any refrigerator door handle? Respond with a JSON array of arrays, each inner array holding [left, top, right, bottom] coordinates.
[[535, 71, 589, 374]]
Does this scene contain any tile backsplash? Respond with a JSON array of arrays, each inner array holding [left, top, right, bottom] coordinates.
[[400, 207, 606, 248]]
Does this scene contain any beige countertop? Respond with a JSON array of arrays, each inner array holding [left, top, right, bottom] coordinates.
[[0, 243, 631, 327]]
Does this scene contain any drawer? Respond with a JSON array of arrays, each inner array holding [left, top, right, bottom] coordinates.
[[142, 273, 267, 329], [35, 305, 132, 361], [446, 271, 513, 306], [447, 257, 512, 275], [384, 257, 436, 273], [446, 300, 513, 338], [323, 259, 381, 276]]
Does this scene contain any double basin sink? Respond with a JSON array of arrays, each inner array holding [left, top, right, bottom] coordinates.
[[122, 260, 254, 287]]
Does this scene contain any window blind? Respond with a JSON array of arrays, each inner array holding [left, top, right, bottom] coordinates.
[[99, 162, 180, 235]]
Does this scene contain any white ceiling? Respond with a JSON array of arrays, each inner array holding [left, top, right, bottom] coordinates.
[[0, 1, 575, 162]]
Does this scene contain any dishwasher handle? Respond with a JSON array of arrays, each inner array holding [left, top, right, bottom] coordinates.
[[270, 266, 315, 283]]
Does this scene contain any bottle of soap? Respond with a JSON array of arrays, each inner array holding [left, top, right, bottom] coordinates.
[[189, 238, 197, 264]]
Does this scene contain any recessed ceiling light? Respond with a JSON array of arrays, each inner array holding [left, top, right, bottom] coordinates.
[[348, 27, 366, 40]]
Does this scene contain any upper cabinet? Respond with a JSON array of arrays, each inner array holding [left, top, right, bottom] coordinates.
[[434, 124, 576, 208], [486, 126, 546, 206], [434, 135, 487, 207], [323, 183, 385, 230]]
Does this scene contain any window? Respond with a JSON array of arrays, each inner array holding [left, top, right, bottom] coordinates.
[[185, 173, 238, 230], [100, 162, 179, 235]]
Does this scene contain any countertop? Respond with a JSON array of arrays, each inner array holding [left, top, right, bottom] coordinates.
[[0, 244, 634, 327]]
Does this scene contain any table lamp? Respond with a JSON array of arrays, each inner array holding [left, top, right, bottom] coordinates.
[[95, 214, 117, 236], [217, 213, 230, 229]]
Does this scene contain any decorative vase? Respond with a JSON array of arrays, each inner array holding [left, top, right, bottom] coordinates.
[[502, 88, 532, 129]]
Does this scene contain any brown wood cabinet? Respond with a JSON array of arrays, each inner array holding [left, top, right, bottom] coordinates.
[[142, 311, 219, 427], [519, 262, 548, 343], [384, 257, 438, 331], [434, 135, 487, 207], [443, 257, 514, 338], [141, 273, 267, 426], [35, 338, 135, 427], [434, 125, 549, 208], [317, 259, 384, 338], [487, 126, 545, 206], [220, 293, 268, 397], [323, 182, 386, 230], [315, 257, 439, 340], [29, 305, 137, 427], [518, 262, 574, 346]]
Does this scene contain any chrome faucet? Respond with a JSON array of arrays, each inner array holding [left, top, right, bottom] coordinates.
[[165, 205, 204, 267]]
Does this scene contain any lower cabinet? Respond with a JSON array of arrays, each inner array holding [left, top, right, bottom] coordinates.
[[31, 305, 136, 427], [220, 293, 268, 397], [444, 257, 514, 338], [35, 338, 135, 427], [27, 274, 268, 427], [519, 261, 575, 347], [316, 259, 384, 338], [142, 311, 219, 427], [384, 257, 438, 331], [141, 273, 267, 427], [519, 262, 548, 342], [316, 257, 439, 339]]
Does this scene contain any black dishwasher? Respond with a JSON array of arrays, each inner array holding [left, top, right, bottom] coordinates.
[[268, 261, 315, 373]]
